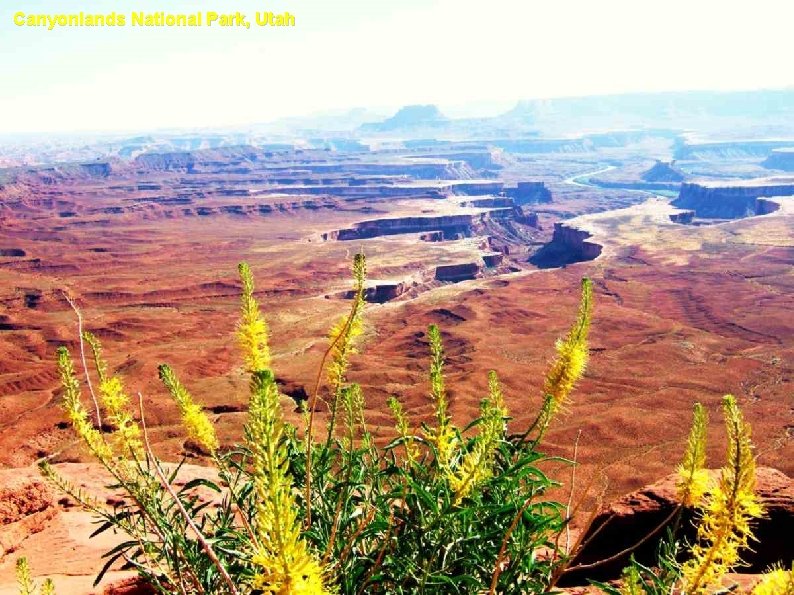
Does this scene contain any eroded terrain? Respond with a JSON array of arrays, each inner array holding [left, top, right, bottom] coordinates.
[[1, 119, 792, 593]]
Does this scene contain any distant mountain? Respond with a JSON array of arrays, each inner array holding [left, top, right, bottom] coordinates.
[[361, 105, 448, 133], [261, 108, 385, 134], [499, 88, 794, 133]]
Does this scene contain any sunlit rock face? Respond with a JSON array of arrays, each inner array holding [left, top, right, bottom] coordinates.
[[673, 180, 794, 219]]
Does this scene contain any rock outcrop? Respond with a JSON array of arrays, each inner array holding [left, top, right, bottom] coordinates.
[[323, 209, 514, 241], [561, 467, 794, 585], [673, 180, 794, 219], [0, 475, 56, 560], [668, 209, 695, 224], [506, 181, 553, 204], [762, 148, 794, 172], [362, 104, 448, 132], [79, 162, 112, 178], [482, 252, 504, 267], [529, 222, 602, 269], [133, 151, 196, 172], [0, 248, 26, 257], [434, 262, 482, 282], [342, 280, 411, 303], [641, 160, 684, 183]]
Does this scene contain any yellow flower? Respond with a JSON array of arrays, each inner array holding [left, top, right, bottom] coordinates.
[[159, 364, 218, 453], [388, 396, 419, 464], [237, 264, 329, 592], [677, 402, 710, 507], [16, 557, 34, 595], [326, 253, 366, 436], [341, 383, 366, 450], [619, 564, 644, 595], [83, 332, 143, 457], [15, 556, 56, 595], [752, 564, 794, 595], [252, 547, 328, 594], [682, 395, 765, 594], [57, 347, 113, 463], [327, 313, 364, 395], [247, 370, 331, 594], [448, 371, 508, 503], [98, 376, 127, 417], [237, 262, 271, 373], [536, 278, 593, 438], [424, 324, 458, 473]]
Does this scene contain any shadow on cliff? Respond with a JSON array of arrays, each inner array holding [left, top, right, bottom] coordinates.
[[529, 223, 603, 269]]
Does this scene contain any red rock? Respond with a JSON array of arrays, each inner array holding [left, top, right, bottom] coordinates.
[[0, 476, 57, 559], [560, 467, 794, 586], [103, 576, 156, 595]]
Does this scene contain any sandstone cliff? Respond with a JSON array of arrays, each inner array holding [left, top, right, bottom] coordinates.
[[673, 180, 794, 218], [323, 209, 514, 241], [529, 222, 602, 268]]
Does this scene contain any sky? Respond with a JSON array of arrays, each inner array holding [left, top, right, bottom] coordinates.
[[1, 0, 793, 134]]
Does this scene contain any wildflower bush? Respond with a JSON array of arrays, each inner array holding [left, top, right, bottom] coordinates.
[[33, 254, 790, 594]]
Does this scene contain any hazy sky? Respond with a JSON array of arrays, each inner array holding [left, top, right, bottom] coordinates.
[[2, 0, 793, 134]]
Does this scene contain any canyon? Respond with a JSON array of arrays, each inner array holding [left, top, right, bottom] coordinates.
[[1, 103, 793, 591]]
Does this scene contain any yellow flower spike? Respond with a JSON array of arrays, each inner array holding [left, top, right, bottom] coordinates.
[[449, 371, 507, 503], [388, 396, 419, 465], [677, 402, 710, 507], [15, 558, 55, 595], [682, 395, 765, 594], [82, 331, 108, 383], [536, 278, 593, 438], [425, 324, 458, 474], [158, 364, 218, 454], [341, 383, 366, 451], [752, 564, 794, 595], [487, 370, 507, 422], [82, 332, 144, 457], [40, 579, 56, 595], [247, 370, 331, 594], [57, 347, 113, 463], [238, 262, 271, 373], [618, 564, 643, 595], [326, 252, 366, 434], [327, 313, 364, 395], [16, 557, 34, 595]]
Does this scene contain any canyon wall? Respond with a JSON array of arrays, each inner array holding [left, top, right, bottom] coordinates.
[[323, 209, 515, 241], [674, 139, 794, 160], [506, 181, 552, 204], [434, 262, 482, 282], [529, 222, 602, 268], [673, 181, 794, 218], [763, 149, 794, 172]]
